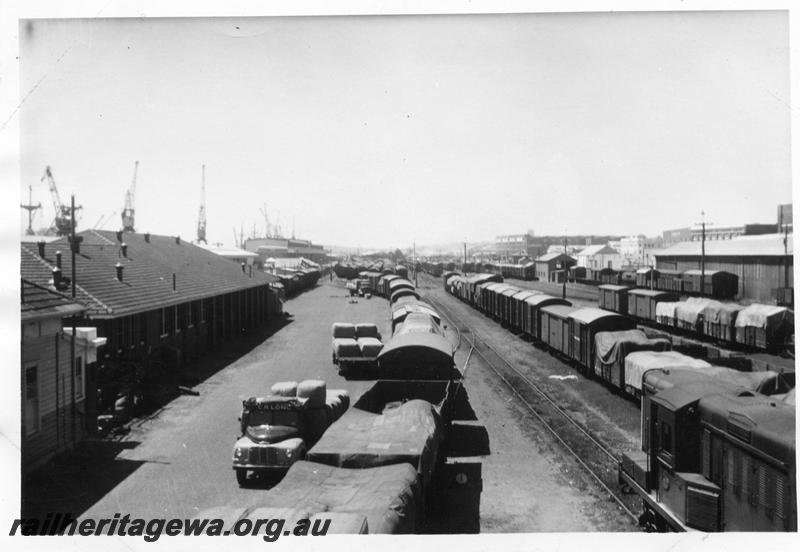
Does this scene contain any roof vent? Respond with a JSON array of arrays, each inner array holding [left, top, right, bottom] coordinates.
[[144, 233, 150, 243], [176, 236, 181, 245], [52, 266, 62, 288], [37, 241, 46, 257], [55, 250, 62, 269], [115, 262, 124, 281], [120, 243, 128, 258], [241, 262, 246, 273]]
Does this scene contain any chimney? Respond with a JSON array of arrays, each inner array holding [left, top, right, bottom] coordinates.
[[37, 241, 46, 257], [120, 242, 128, 257], [55, 250, 62, 269], [172, 273, 176, 291], [115, 262, 124, 281], [144, 233, 150, 243], [241, 262, 246, 273], [52, 266, 62, 288], [175, 236, 181, 245], [116, 230, 123, 242]]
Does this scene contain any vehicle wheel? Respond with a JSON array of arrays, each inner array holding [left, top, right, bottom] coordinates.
[[236, 469, 248, 487]]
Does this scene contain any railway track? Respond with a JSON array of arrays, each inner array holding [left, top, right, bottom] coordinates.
[[425, 293, 641, 527]]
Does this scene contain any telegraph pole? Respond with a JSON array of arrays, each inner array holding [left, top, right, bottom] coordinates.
[[562, 231, 567, 300], [70, 195, 77, 442], [413, 241, 418, 286], [700, 210, 706, 297]]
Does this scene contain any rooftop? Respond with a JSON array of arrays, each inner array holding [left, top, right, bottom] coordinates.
[[656, 233, 792, 257], [21, 230, 279, 319], [21, 279, 86, 320]]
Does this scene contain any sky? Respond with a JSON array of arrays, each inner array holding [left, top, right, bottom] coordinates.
[[17, 10, 792, 250]]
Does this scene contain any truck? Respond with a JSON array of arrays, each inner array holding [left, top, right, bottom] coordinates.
[[232, 380, 349, 486], [331, 322, 383, 377]]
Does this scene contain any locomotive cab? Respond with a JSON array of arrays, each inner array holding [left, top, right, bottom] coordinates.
[[647, 386, 723, 531]]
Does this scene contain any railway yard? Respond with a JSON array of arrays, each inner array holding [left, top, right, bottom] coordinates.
[[20, 264, 796, 534], [23, 275, 646, 533]]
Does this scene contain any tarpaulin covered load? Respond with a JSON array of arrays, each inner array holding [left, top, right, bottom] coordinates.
[[270, 381, 298, 397], [357, 337, 384, 357], [702, 301, 744, 341], [255, 460, 420, 534], [735, 304, 792, 329], [734, 304, 794, 350], [355, 323, 380, 339], [675, 297, 716, 330], [594, 329, 671, 389], [332, 323, 356, 339], [297, 380, 327, 409], [333, 338, 361, 359], [655, 301, 679, 327], [624, 351, 712, 393], [307, 399, 443, 491]]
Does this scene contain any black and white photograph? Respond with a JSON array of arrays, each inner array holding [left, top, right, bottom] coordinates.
[[1, 0, 798, 548]]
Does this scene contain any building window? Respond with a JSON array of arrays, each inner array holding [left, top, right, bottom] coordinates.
[[25, 365, 39, 436], [74, 356, 84, 400]]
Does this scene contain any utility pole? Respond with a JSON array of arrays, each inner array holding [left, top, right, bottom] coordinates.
[[70, 195, 77, 443], [700, 210, 706, 297], [463, 241, 467, 273], [783, 221, 789, 289], [562, 231, 567, 300], [413, 241, 418, 286]]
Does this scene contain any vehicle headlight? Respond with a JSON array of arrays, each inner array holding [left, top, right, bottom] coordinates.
[[285, 449, 293, 459], [234, 447, 245, 458]]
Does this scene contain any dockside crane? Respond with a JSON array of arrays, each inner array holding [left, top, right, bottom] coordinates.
[[41, 166, 82, 236], [20, 182, 41, 235], [197, 164, 207, 244], [259, 204, 272, 238], [121, 160, 138, 232]]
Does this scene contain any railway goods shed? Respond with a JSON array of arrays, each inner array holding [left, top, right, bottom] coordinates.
[[654, 234, 793, 303]]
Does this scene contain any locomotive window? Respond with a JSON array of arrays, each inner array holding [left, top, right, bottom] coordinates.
[[660, 422, 673, 455]]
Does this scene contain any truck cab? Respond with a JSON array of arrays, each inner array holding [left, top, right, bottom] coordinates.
[[232, 396, 309, 486]]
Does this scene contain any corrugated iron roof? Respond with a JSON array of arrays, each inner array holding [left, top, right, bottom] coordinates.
[[21, 230, 278, 319], [656, 234, 792, 257]]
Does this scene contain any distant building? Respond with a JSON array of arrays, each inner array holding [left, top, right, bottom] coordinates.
[[576, 244, 621, 270], [198, 244, 259, 266], [654, 233, 793, 303], [662, 227, 691, 246], [619, 236, 646, 266], [244, 237, 327, 264], [21, 280, 105, 471], [689, 223, 777, 242], [495, 233, 535, 260], [535, 252, 576, 283]]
